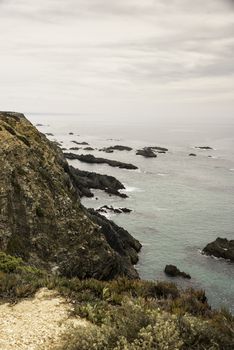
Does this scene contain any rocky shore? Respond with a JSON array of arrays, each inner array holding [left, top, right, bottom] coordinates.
[[0, 112, 140, 280]]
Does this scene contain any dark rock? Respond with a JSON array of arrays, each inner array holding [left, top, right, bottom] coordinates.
[[61, 148, 67, 151], [189, 153, 197, 157], [45, 133, 54, 136], [136, 147, 157, 158], [68, 166, 128, 198], [72, 141, 89, 145], [84, 147, 95, 151], [203, 238, 234, 262], [69, 132, 74, 135], [195, 146, 213, 150], [150, 146, 168, 152], [120, 207, 132, 213], [64, 153, 138, 170], [0, 112, 140, 280], [69, 147, 80, 150], [99, 148, 114, 153], [164, 265, 191, 279], [97, 206, 132, 214], [100, 145, 133, 153], [87, 209, 142, 266]]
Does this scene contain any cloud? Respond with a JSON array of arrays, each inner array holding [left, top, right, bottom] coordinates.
[[0, 0, 233, 114]]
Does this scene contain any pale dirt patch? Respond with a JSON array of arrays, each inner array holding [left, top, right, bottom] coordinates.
[[0, 288, 88, 350]]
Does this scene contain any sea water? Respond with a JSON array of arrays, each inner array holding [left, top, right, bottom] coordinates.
[[28, 113, 234, 313]]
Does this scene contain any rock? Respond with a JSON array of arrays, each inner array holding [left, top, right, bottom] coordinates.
[[195, 146, 213, 150], [64, 153, 138, 170], [45, 133, 54, 136], [97, 206, 132, 214], [84, 147, 94, 151], [68, 166, 128, 198], [136, 147, 157, 158], [0, 111, 140, 280], [100, 148, 114, 153], [164, 265, 191, 279], [88, 209, 142, 266], [203, 238, 234, 262], [150, 146, 168, 152], [69, 147, 80, 150], [69, 132, 74, 135], [100, 145, 133, 153], [189, 153, 197, 156], [72, 141, 89, 145]]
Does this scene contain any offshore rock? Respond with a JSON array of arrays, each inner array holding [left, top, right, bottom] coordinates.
[[164, 265, 191, 279], [0, 112, 140, 279], [64, 153, 138, 170], [136, 147, 157, 158], [100, 145, 133, 153], [203, 238, 234, 262]]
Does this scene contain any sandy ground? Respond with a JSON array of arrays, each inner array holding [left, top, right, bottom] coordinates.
[[0, 288, 88, 350]]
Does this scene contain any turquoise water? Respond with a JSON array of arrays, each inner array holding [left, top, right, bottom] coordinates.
[[28, 113, 234, 312]]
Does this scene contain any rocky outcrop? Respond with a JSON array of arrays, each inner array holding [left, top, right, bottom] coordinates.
[[97, 206, 132, 214], [189, 153, 197, 157], [150, 146, 168, 152], [203, 238, 234, 262], [64, 153, 138, 170], [0, 112, 140, 280], [68, 166, 128, 198], [72, 141, 89, 145], [136, 147, 157, 158], [87, 209, 141, 265], [84, 147, 94, 151], [100, 145, 132, 153], [164, 265, 191, 279], [195, 146, 213, 150]]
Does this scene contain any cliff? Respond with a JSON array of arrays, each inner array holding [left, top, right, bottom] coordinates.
[[0, 112, 141, 279]]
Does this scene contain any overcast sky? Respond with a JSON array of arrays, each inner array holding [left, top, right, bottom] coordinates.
[[0, 0, 234, 119]]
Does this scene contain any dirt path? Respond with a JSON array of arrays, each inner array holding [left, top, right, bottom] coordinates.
[[0, 288, 88, 350]]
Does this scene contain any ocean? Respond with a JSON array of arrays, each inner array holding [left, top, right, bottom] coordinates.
[[28, 113, 234, 313]]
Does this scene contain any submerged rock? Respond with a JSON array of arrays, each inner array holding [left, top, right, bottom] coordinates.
[[203, 238, 234, 262], [136, 147, 157, 158], [164, 265, 191, 279], [0, 112, 140, 280], [64, 153, 138, 170], [189, 153, 197, 157]]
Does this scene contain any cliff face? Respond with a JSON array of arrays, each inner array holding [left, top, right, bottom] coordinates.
[[0, 112, 140, 279]]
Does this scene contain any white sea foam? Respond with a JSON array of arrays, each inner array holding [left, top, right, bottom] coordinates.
[[121, 186, 144, 193], [157, 173, 168, 176]]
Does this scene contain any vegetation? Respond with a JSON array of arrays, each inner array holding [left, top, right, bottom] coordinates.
[[0, 252, 233, 349]]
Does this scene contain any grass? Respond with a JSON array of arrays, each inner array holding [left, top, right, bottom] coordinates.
[[0, 251, 233, 349]]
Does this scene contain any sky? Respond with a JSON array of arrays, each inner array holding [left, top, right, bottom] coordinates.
[[0, 0, 234, 120]]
